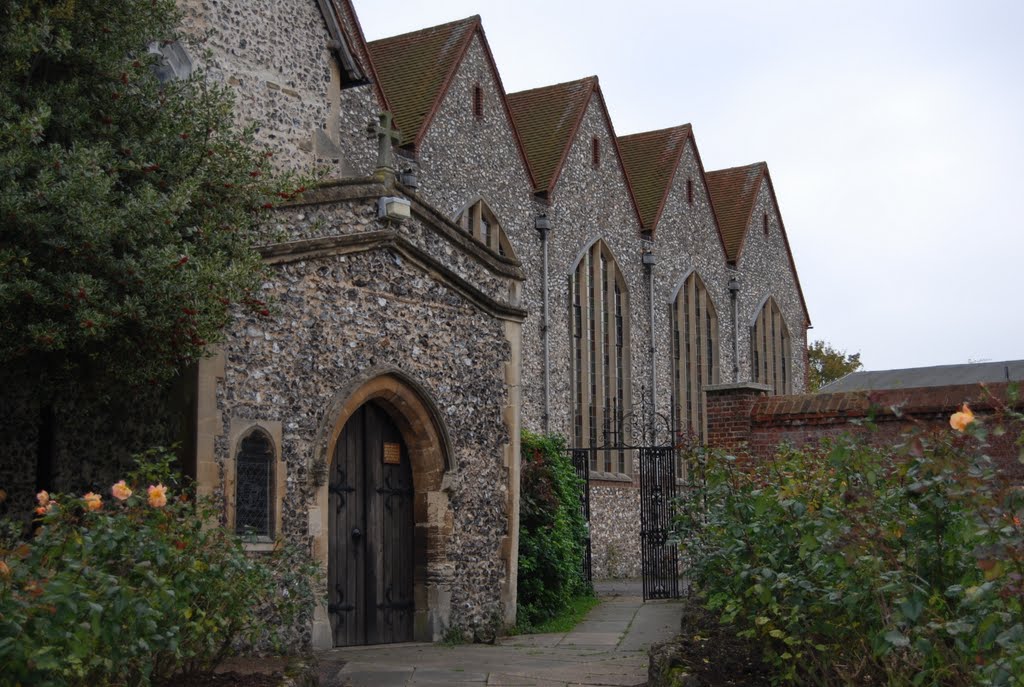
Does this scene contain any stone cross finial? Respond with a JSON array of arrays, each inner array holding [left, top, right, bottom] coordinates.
[[373, 111, 401, 172]]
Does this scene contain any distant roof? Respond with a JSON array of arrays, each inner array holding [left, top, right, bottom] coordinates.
[[819, 360, 1024, 393], [367, 16, 479, 147], [617, 125, 691, 230], [705, 162, 766, 262], [507, 77, 596, 195]]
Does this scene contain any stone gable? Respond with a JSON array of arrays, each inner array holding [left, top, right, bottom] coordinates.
[[649, 136, 737, 417], [542, 94, 645, 440], [735, 181, 808, 390]]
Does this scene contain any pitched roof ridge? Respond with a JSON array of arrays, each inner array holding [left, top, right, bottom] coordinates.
[[507, 75, 598, 98], [707, 160, 767, 176], [368, 14, 479, 46], [618, 123, 692, 142]]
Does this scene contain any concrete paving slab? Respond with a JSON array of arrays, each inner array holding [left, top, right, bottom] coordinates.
[[319, 580, 681, 687]]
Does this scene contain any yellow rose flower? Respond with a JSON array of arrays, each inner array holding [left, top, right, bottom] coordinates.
[[36, 490, 49, 507], [147, 483, 168, 508], [83, 492, 102, 511], [111, 480, 132, 501], [949, 403, 975, 432]]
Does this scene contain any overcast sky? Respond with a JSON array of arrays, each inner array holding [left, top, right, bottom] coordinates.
[[354, 0, 1023, 372]]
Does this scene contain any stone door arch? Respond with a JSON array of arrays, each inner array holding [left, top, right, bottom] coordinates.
[[310, 371, 452, 649]]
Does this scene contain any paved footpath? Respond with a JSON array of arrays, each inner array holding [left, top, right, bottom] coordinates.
[[317, 583, 682, 687]]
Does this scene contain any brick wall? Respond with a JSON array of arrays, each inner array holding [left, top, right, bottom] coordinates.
[[706, 382, 1024, 481]]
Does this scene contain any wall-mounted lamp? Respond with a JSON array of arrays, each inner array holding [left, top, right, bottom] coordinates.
[[728, 276, 741, 295], [642, 248, 656, 266], [534, 213, 551, 235], [378, 196, 411, 222]]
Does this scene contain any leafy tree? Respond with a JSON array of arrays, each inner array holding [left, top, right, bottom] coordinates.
[[0, 0, 300, 398], [807, 339, 863, 391]]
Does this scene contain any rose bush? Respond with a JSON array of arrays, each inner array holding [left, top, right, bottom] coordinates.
[[676, 396, 1024, 685], [0, 451, 319, 686]]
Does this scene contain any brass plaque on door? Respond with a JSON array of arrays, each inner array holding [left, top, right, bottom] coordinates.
[[383, 442, 401, 464]]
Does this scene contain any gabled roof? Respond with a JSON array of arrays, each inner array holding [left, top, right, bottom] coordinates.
[[705, 162, 766, 262], [618, 125, 691, 230], [366, 16, 536, 187], [507, 78, 595, 195], [365, 16, 479, 148], [507, 77, 642, 224], [818, 360, 1024, 393], [706, 162, 810, 327], [617, 125, 728, 258]]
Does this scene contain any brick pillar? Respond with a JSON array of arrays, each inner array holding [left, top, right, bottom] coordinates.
[[705, 383, 771, 454]]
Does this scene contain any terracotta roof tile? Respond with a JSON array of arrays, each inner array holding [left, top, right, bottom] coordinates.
[[507, 77, 596, 194], [367, 17, 478, 146], [617, 125, 691, 230], [705, 162, 766, 262]]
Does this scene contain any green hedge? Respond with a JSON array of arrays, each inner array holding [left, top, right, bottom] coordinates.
[[517, 431, 588, 629]]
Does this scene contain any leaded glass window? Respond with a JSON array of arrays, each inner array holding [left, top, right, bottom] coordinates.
[[671, 272, 719, 477], [570, 240, 631, 474], [235, 431, 274, 538], [457, 200, 517, 259], [751, 297, 792, 395]]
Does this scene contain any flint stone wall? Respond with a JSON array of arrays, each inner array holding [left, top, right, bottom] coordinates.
[[648, 137, 737, 419], [0, 381, 187, 521], [735, 183, 808, 391], [214, 185, 521, 637], [409, 35, 544, 432], [178, 0, 378, 176], [542, 95, 647, 446], [589, 482, 641, 578]]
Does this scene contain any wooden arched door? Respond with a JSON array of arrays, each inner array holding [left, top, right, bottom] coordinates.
[[328, 402, 414, 645]]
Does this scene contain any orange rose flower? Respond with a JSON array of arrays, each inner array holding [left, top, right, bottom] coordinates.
[[0, 560, 10, 579], [111, 480, 132, 501], [147, 483, 168, 508], [949, 403, 975, 432], [83, 492, 102, 511]]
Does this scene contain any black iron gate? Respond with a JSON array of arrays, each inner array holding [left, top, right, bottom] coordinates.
[[568, 448, 592, 586], [638, 446, 680, 600], [567, 388, 682, 601]]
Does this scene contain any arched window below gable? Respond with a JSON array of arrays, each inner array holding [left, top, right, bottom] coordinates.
[[751, 297, 792, 395], [570, 240, 631, 474], [456, 200, 517, 259], [671, 272, 719, 466], [235, 429, 275, 538]]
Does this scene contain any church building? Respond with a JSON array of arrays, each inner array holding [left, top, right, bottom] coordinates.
[[0, 0, 809, 648]]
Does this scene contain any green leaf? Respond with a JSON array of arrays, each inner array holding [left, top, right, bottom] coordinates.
[[884, 630, 910, 647]]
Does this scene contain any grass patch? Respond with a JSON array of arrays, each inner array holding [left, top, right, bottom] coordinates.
[[510, 593, 601, 635]]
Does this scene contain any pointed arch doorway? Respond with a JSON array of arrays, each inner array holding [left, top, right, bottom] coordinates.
[[329, 401, 414, 645], [317, 371, 451, 648]]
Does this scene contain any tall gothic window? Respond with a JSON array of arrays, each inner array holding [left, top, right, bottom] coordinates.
[[671, 272, 719, 465], [751, 297, 792, 395], [571, 240, 630, 474], [457, 200, 516, 259], [235, 430, 275, 538]]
